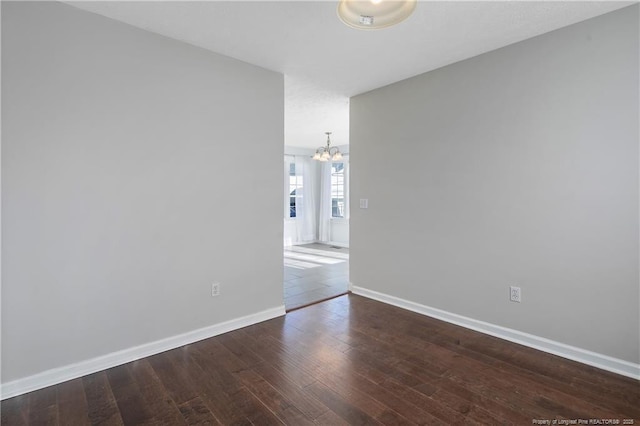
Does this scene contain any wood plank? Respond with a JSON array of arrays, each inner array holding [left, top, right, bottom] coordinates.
[[187, 343, 283, 425], [313, 409, 351, 426], [146, 350, 201, 407], [56, 378, 89, 425], [337, 322, 544, 421], [204, 335, 315, 425], [330, 359, 452, 425], [164, 347, 247, 425], [27, 385, 57, 425], [216, 332, 265, 368], [146, 350, 225, 424], [106, 363, 158, 425], [265, 313, 462, 424], [175, 396, 221, 426], [250, 361, 329, 421], [228, 327, 332, 421], [125, 359, 187, 424], [235, 328, 319, 389], [1, 394, 30, 426], [236, 368, 315, 425], [305, 380, 383, 426], [82, 371, 124, 425], [257, 323, 420, 425]]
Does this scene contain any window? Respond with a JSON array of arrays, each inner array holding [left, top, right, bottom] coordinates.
[[289, 162, 303, 218], [331, 162, 345, 218]]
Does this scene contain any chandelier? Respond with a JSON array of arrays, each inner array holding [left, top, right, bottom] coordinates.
[[312, 132, 343, 162]]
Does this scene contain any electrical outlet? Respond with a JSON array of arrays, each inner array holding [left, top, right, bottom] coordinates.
[[211, 282, 221, 297], [509, 286, 521, 303]]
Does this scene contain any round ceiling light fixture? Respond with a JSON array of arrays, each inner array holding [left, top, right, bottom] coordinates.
[[337, 0, 417, 30]]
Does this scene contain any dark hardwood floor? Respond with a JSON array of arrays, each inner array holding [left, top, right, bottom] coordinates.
[[2, 294, 639, 425]]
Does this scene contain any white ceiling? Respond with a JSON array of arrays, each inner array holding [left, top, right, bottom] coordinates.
[[66, 1, 633, 148]]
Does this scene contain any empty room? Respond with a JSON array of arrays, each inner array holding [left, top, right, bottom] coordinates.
[[1, 1, 639, 424]]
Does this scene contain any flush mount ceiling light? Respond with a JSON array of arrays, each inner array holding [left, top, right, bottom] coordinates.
[[312, 132, 343, 162], [337, 0, 417, 30]]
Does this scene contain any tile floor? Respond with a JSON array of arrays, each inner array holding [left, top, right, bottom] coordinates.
[[283, 243, 349, 311]]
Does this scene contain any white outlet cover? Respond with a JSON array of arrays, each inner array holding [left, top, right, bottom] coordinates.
[[509, 286, 521, 303], [212, 282, 221, 297]]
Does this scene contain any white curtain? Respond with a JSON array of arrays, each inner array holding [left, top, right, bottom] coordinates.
[[295, 155, 316, 243], [283, 156, 293, 246], [318, 161, 332, 243]]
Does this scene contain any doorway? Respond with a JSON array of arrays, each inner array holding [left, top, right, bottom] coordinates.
[[283, 150, 349, 311]]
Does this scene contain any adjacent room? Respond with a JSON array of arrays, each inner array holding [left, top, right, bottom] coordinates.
[[2, 0, 638, 424], [283, 106, 350, 310]]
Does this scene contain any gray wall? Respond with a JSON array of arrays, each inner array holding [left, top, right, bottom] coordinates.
[[350, 6, 639, 363], [2, 2, 284, 382]]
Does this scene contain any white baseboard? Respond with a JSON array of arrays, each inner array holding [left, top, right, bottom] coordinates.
[[285, 240, 349, 249], [351, 285, 639, 380], [1, 305, 286, 400], [326, 241, 349, 248], [284, 240, 319, 247]]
